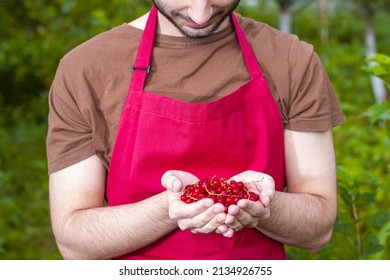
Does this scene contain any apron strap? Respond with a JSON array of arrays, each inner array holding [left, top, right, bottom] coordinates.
[[231, 13, 262, 80], [129, 5, 158, 91]]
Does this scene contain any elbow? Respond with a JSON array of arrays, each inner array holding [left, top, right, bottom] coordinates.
[[307, 196, 337, 252], [307, 211, 336, 252], [57, 241, 106, 260], [53, 226, 99, 260], [55, 235, 109, 260], [51, 217, 104, 260], [306, 227, 334, 252], [54, 231, 110, 260], [52, 224, 87, 259], [56, 239, 90, 260], [302, 209, 337, 252], [59, 249, 79, 260]]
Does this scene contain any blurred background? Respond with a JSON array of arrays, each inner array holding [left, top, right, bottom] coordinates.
[[0, 0, 389, 260]]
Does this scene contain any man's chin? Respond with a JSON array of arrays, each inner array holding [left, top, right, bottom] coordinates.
[[178, 27, 216, 39]]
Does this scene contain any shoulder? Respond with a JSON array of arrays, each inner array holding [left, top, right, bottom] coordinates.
[[235, 14, 344, 131], [59, 24, 141, 71], [236, 14, 314, 64], [52, 24, 142, 100]]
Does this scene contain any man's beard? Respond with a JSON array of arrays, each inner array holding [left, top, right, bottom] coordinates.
[[152, 0, 240, 39]]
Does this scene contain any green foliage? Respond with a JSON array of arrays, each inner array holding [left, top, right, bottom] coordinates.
[[0, 95, 59, 259], [272, 2, 390, 260], [0, 1, 389, 259], [0, 0, 150, 260], [360, 101, 390, 126], [364, 53, 390, 89], [335, 167, 390, 259]]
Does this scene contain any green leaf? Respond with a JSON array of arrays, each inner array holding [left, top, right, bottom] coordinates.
[[366, 210, 390, 228], [367, 54, 390, 66], [365, 64, 389, 77], [362, 235, 385, 258], [359, 102, 390, 125]]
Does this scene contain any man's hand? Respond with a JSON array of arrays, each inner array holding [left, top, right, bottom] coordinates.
[[224, 171, 275, 232], [161, 170, 234, 237], [161, 170, 276, 237]]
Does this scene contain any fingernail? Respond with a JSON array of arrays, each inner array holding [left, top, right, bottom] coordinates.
[[204, 200, 213, 207], [172, 179, 181, 191], [217, 215, 225, 223], [213, 205, 224, 213]]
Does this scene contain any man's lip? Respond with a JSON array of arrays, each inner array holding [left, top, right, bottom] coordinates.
[[184, 18, 210, 29]]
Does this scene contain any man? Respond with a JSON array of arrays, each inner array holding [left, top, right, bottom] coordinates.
[[47, 0, 344, 259]]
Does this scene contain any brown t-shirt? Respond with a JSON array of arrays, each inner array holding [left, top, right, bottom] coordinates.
[[46, 14, 345, 174]]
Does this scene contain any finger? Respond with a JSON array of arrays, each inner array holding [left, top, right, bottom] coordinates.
[[259, 195, 270, 208], [215, 224, 228, 234], [226, 204, 241, 218], [246, 176, 274, 208], [228, 170, 265, 184], [257, 184, 274, 208], [220, 227, 235, 238], [234, 200, 265, 227], [236, 198, 261, 213], [224, 213, 244, 231], [161, 170, 198, 192], [224, 213, 236, 225], [227, 202, 263, 231], [182, 204, 226, 232], [169, 197, 215, 220]]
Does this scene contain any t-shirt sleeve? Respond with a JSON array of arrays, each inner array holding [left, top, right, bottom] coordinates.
[[284, 39, 345, 132], [46, 59, 95, 174]]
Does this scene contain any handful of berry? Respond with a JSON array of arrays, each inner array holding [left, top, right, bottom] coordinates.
[[180, 176, 260, 208]]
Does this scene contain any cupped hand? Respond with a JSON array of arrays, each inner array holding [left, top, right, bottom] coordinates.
[[161, 170, 234, 237], [224, 170, 275, 231]]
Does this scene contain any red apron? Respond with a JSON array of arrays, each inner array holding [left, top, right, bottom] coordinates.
[[106, 5, 287, 260]]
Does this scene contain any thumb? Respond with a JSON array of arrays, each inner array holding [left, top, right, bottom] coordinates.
[[161, 170, 198, 192]]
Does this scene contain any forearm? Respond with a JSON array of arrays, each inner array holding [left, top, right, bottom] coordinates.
[[256, 189, 336, 251], [256, 129, 338, 251], [55, 191, 178, 259]]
